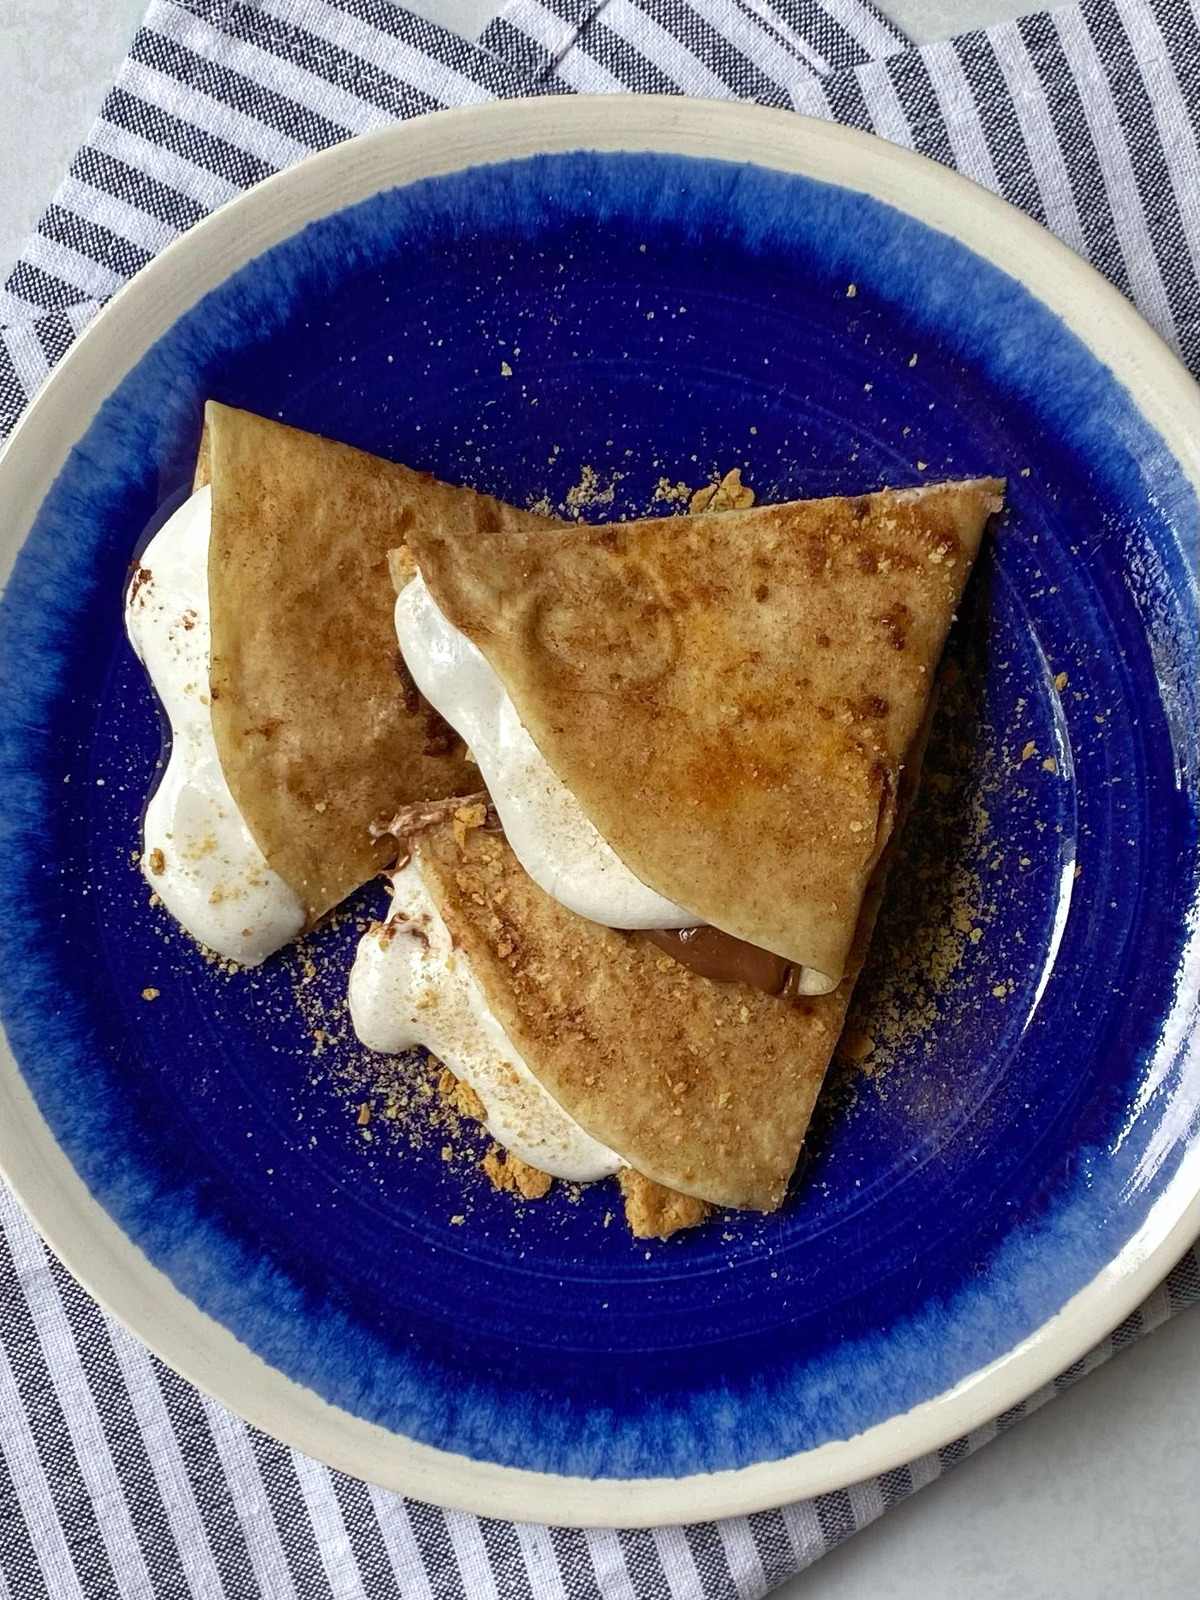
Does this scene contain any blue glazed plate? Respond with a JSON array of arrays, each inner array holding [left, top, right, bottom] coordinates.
[[0, 99, 1198, 1526]]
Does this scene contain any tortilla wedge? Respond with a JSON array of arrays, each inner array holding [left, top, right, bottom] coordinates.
[[407, 814, 893, 1212], [402, 478, 1003, 984], [198, 401, 514, 924]]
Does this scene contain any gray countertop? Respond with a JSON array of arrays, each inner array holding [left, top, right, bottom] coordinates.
[[2, 3, 1198, 1595]]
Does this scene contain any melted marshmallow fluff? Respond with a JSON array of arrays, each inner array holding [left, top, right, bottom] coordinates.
[[349, 860, 622, 1182], [125, 487, 305, 964], [394, 575, 693, 930]]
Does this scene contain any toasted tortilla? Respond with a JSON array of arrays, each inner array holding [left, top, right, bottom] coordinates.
[[201, 400, 505, 923], [403, 478, 1002, 983], [410, 818, 886, 1211]]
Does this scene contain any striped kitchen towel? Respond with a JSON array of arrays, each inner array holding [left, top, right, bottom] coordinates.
[[2, 0, 1200, 1595]]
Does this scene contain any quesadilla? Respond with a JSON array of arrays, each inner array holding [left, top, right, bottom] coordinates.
[[350, 658, 940, 1236], [126, 403, 529, 963], [200, 401, 492, 925], [393, 478, 1003, 989], [352, 807, 882, 1218]]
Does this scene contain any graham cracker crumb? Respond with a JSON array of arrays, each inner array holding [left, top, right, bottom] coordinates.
[[652, 476, 691, 505], [565, 464, 617, 516], [147, 848, 165, 876], [140, 986, 160, 1002], [286, 935, 349, 1057], [1053, 671, 1069, 691], [372, 792, 488, 849], [481, 1144, 553, 1200], [690, 467, 755, 515], [452, 801, 488, 852], [436, 1067, 486, 1124], [1041, 755, 1058, 774], [838, 1027, 875, 1065], [617, 1169, 710, 1239], [842, 649, 996, 1079]]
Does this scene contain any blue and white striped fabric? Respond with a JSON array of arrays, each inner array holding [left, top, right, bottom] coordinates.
[[2, 1, 1200, 1594]]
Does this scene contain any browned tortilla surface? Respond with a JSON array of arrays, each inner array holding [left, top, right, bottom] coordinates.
[[202, 401, 511, 923], [404, 479, 1002, 982], [411, 820, 883, 1211]]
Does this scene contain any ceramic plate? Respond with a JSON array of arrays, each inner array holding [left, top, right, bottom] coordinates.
[[0, 98, 1198, 1527]]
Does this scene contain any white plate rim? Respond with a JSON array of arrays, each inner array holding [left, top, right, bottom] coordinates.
[[1, 94, 1198, 1527]]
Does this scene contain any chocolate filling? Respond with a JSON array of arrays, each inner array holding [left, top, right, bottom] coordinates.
[[644, 925, 802, 995]]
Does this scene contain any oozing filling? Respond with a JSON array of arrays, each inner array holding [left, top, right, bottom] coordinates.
[[125, 488, 304, 965], [394, 575, 693, 930], [348, 857, 622, 1183]]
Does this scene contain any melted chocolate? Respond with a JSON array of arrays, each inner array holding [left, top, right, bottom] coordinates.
[[644, 925, 793, 994]]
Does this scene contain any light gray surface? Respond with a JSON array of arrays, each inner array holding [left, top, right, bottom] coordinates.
[[0, 0, 496, 274], [0, 0, 147, 277], [886, 0, 1039, 36], [788, 1312, 1200, 1600], [2, 2, 1199, 1597]]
